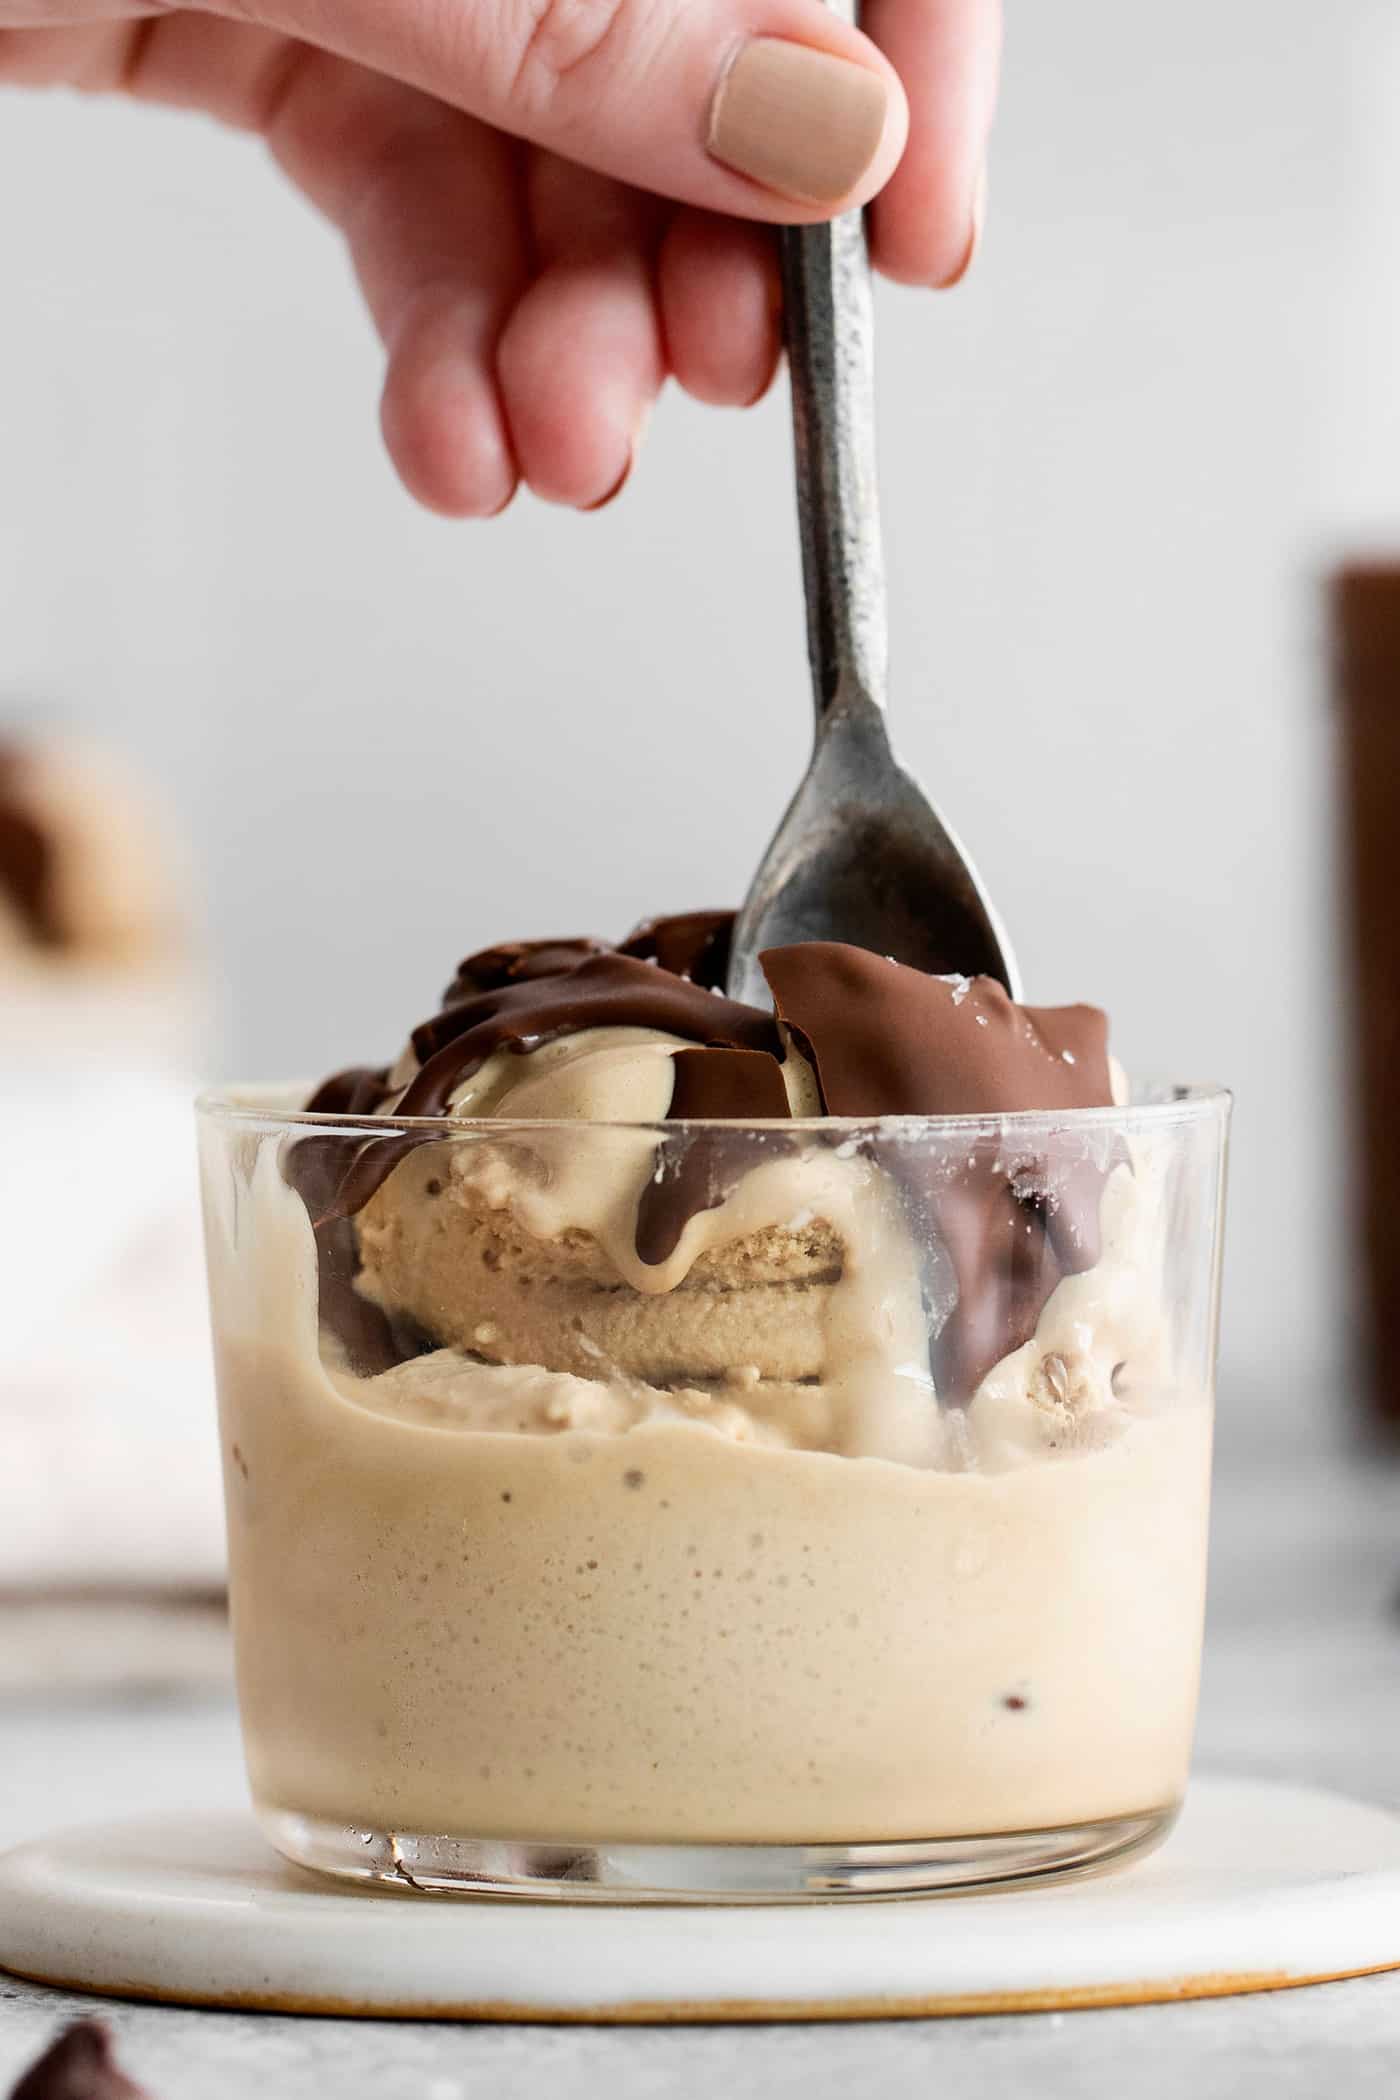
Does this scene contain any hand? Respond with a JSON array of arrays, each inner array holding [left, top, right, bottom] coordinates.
[[1, 0, 1000, 514]]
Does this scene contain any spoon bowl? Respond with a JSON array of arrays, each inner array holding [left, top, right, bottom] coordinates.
[[727, 701, 1018, 1009]]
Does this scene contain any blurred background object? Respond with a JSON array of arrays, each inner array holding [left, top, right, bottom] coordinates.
[[0, 734, 184, 964], [1331, 567, 1400, 1435], [0, 731, 225, 1689]]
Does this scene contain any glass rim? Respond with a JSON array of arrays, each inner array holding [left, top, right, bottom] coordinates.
[[195, 1080, 1231, 1142]]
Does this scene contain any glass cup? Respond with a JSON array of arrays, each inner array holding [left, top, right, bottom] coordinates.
[[198, 1084, 1229, 1901]]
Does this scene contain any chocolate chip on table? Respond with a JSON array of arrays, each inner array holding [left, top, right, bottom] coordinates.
[[8, 2020, 152, 2100]]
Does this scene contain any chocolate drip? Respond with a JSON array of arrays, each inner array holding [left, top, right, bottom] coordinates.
[[0, 745, 62, 947], [302, 944, 785, 1234], [408, 952, 776, 1096], [635, 1046, 793, 1266], [762, 944, 1114, 1398], [291, 1063, 425, 1372], [619, 910, 733, 989]]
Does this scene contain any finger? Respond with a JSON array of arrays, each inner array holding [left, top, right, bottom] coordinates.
[[496, 152, 665, 510], [379, 287, 522, 518], [0, 21, 162, 91], [110, 12, 302, 125], [863, 0, 1001, 287], [108, 25, 528, 512], [211, 0, 909, 225], [270, 54, 528, 515], [658, 211, 781, 409]]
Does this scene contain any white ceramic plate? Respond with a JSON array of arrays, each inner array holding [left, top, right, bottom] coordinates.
[[2, 1777, 1397, 2023]]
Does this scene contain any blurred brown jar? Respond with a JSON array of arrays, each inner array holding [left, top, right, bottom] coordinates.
[[1333, 564, 1400, 1427]]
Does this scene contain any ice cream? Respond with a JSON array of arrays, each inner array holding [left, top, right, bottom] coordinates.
[[299, 923, 1120, 1422], [202, 916, 1221, 1874]]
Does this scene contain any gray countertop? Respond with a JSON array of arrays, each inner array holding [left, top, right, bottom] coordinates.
[[3, 1402, 1399, 2097]]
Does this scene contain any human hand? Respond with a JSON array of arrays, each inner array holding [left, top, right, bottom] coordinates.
[[1, 0, 1001, 514]]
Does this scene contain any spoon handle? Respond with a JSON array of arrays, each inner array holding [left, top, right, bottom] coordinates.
[[781, 0, 888, 727]]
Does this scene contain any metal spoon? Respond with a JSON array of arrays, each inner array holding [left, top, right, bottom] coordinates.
[[726, 23, 1020, 1009]]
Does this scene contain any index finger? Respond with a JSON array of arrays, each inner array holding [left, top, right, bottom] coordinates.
[[863, 0, 1001, 287]]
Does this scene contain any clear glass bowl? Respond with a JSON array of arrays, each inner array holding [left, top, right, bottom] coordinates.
[[198, 1084, 1229, 1901]]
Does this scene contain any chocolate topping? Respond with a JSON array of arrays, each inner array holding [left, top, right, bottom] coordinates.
[[294, 914, 1117, 1400], [619, 910, 733, 989], [291, 927, 790, 1359], [8, 2020, 151, 2100], [667, 1043, 792, 1123], [302, 948, 784, 1236], [304, 1064, 388, 1117], [760, 945, 1111, 1119], [0, 743, 62, 947], [404, 952, 779, 1117], [762, 944, 1114, 1396], [635, 1047, 793, 1267], [441, 937, 611, 1002], [296, 1064, 426, 1370]]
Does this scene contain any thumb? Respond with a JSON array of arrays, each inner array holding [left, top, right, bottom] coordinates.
[[232, 0, 909, 219]]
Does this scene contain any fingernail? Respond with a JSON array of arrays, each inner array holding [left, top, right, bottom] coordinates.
[[583, 444, 635, 513], [708, 40, 891, 206], [939, 159, 987, 290]]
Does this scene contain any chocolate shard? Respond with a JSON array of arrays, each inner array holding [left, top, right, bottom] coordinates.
[[8, 2020, 151, 2100], [760, 943, 1115, 1402], [759, 944, 1111, 1119], [619, 911, 734, 990], [666, 1045, 791, 1124]]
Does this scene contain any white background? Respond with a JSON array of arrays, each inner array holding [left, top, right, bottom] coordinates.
[[3, 0, 1398, 1393]]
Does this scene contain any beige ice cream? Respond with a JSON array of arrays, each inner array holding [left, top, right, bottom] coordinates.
[[202, 928, 1221, 1867]]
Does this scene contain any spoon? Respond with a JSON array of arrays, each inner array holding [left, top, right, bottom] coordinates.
[[725, 17, 1020, 1010]]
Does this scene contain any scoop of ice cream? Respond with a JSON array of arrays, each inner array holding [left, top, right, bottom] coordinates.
[[292, 918, 1118, 1421]]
